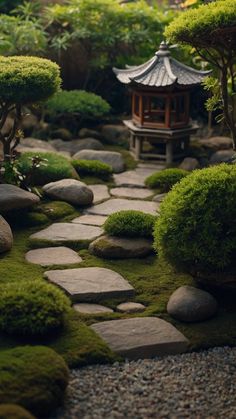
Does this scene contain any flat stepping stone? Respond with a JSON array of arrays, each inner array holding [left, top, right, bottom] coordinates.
[[44, 267, 134, 302], [86, 199, 159, 216], [30, 223, 103, 247], [25, 246, 82, 266], [89, 185, 110, 204], [72, 215, 107, 226], [114, 166, 160, 188], [110, 187, 153, 199], [89, 235, 153, 259], [73, 303, 113, 314], [91, 317, 189, 360], [116, 302, 146, 313]]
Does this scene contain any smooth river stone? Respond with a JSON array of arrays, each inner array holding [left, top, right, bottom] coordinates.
[[89, 235, 153, 259], [86, 199, 159, 216], [91, 317, 189, 360], [0, 184, 40, 212], [44, 267, 134, 302], [89, 185, 110, 204], [25, 246, 82, 266], [72, 214, 108, 226], [116, 302, 146, 313], [73, 303, 114, 314], [110, 187, 153, 199]]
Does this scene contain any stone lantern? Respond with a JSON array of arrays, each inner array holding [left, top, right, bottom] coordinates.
[[113, 41, 210, 164]]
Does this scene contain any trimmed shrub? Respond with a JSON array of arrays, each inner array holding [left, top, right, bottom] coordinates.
[[0, 346, 69, 417], [0, 280, 71, 336], [104, 210, 157, 238], [0, 404, 35, 419], [154, 164, 236, 273], [145, 168, 189, 192], [72, 159, 113, 180], [17, 152, 78, 185]]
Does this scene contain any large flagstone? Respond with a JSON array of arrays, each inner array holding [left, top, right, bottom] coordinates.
[[25, 246, 82, 266]]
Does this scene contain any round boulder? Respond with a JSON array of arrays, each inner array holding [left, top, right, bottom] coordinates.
[[72, 150, 125, 173], [42, 179, 93, 206], [167, 285, 218, 323], [89, 235, 153, 259], [210, 149, 235, 164], [0, 184, 40, 212], [0, 216, 13, 253], [179, 157, 200, 171]]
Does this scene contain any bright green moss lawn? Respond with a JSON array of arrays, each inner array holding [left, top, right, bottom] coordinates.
[[1, 225, 236, 368]]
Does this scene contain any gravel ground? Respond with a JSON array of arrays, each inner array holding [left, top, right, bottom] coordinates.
[[52, 347, 236, 419]]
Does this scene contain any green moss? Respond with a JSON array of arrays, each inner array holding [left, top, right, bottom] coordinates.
[[145, 168, 189, 192], [72, 159, 113, 180], [0, 404, 36, 419], [104, 210, 157, 238], [24, 212, 49, 227], [34, 201, 77, 221]]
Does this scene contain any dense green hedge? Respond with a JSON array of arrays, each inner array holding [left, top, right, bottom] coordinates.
[[154, 164, 236, 272], [0, 346, 69, 417], [104, 210, 157, 238], [72, 159, 112, 180], [0, 280, 71, 336], [145, 168, 189, 192]]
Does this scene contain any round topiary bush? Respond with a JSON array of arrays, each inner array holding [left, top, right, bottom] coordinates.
[[72, 159, 113, 180], [0, 280, 71, 336], [145, 168, 189, 192], [104, 210, 157, 238], [154, 164, 236, 276], [0, 404, 36, 419], [0, 346, 69, 417]]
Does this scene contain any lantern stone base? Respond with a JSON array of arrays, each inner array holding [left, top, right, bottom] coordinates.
[[123, 120, 198, 165]]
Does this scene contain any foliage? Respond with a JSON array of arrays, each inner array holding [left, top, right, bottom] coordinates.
[[0, 404, 35, 419], [0, 280, 71, 336], [0, 0, 24, 14], [72, 159, 112, 180], [154, 164, 236, 273], [145, 168, 189, 192], [104, 210, 157, 238], [0, 346, 69, 417], [17, 152, 78, 185]]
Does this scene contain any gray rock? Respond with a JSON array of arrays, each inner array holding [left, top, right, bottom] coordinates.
[[51, 128, 72, 141], [44, 267, 134, 302], [101, 124, 129, 145], [78, 128, 101, 139], [114, 167, 162, 188], [116, 302, 146, 313], [42, 179, 94, 206], [167, 285, 218, 322], [72, 150, 125, 173], [210, 149, 235, 164], [89, 235, 153, 259], [72, 214, 108, 226], [198, 136, 233, 151], [0, 184, 40, 212], [21, 114, 39, 133], [87, 198, 159, 216], [19, 137, 56, 151], [110, 187, 152, 199], [50, 138, 104, 155], [72, 138, 104, 151], [73, 303, 113, 314], [30, 223, 103, 246], [89, 184, 110, 204], [179, 157, 200, 171], [25, 246, 82, 266], [91, 317, 189, 359], [0, 216, 13, 253]]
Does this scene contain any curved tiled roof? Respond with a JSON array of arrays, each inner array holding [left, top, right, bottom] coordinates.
[[113, 42, 210, 88]]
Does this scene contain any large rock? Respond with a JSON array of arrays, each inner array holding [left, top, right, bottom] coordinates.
[[91, 317, 189, 359], [51, 128, 72, 141], [0, 216, 13, 253], [78, 128, 101, 140], [179, 157, 200, 171], [87, 198, 159, 216], [72, 150, 125, 173], [50, 138, 104, 155], [18, 137, 56, 151], [89, 235, 153, 259], [42, 179, 94, 206], [198, 136, 233, 152], [210, 149, 235, 164], [101, 124, 129, 145], [0, 184, 40, 212], [25, 246, 82, 266], [44, 267, 134, 302], [167, 286, 218, 323]]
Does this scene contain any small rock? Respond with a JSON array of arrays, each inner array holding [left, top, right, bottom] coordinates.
[[167, 285, 218, 322], [116, 302, 146, 313], [199, 136, 233, 152], [73, 150, 125, 173], [0, 216, 13, 253], [179, 157, 200, 171], [42, 179, 94, 206], [25, 246, 82, 266], [89, 235, 153, 259], [0, 184, 40, 212], [51, 128, 72, 141], [73, 303, 113, 314], [101, 124, 129, 144], [19, 137, 56, 151], [78, 128, 101, 139], [210, 149, 235, 164]]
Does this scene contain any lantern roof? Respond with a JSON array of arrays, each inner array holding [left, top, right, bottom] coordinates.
[[113, 41, 210, 88]]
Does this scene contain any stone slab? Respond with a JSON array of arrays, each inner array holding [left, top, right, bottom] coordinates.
[[73, 303, 114, 314], [91, 317, 189, 360], [89, 185, 110, 204], [110, 187, 153, 199], [44, 267, 134, 302], [30, 223, 103, 245], [72, 215, 108, 226], [114, 167, 161, 188], [86, 199, 159, 216], [25, 246, 82, 266]]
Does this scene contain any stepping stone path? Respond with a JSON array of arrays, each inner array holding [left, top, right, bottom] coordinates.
[[30, 223, 103, 246], [116, 302, 146, 313], [73, 303, 114, 314], [25, 247, 82, 266], [110, 187, 153, 199], [88, 185, 110, 204], [114, 165, 163, 188], [89, 235, 153, 259], [87, 198, 159, 216], [44, 267, 134, 302], [72, 214, 108, 226], [91, 317, 189, 360]]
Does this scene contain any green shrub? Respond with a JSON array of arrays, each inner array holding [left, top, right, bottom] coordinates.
[[17, 152, 78, 185], [104, 210, 157, 238], [0, 280, 71, 336], [0, 404, 35, 419], [145, 168, 189, 192], [72, 159, 112, 180], [0, 346, 69, 417], [154, 164, 236, 272]]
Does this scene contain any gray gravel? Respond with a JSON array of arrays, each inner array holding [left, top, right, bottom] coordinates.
[[52, 347, 236, 419]]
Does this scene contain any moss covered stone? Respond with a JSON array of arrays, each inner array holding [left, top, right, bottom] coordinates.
[[0, 404, 36, 419], [104, 210, 157, 238]]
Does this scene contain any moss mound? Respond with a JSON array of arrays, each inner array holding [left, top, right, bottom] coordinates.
[[145, 168, 189, 192], [0, 280, 71, 336], [154, 164, 236, 274], [104, 210, 157, 238], [17, 152, 78, 185], [0, 404, 36, 419], [0, 346, 69, 417], [34, 201, 76, 221], [72, 159, 113, 180]]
